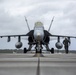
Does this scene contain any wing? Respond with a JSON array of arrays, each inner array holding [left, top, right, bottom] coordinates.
[[0, 30, 34, 37], [51, 34, 76, 38], [50, 34, 76, 43], [0, 34, 27, 42], [0, 34, 26, 38], [0, 30, 34, 42], [44, 30, 76, 38]]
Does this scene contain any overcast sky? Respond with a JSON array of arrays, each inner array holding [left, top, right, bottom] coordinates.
[[0, 0, 76, 50]]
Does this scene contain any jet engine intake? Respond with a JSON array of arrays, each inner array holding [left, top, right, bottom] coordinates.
[[55, 42, 63, 49], [28, 36, 33, 43], [44, 36, 50, 44], [15, 42, 23, 48]]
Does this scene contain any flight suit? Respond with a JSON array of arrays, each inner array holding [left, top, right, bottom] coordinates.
[[63, 38, 70, 53]]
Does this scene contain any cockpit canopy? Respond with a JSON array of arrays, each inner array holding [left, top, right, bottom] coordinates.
[[34, 21, 44, 29]]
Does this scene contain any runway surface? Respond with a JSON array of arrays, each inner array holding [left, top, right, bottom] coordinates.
[[0, 53, 76, 75]]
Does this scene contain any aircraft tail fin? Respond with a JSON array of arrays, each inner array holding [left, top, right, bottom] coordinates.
[[48, 16, 54, 32], [24, 16, 30, 31]]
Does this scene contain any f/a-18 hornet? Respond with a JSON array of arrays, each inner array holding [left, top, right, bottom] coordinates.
[[0, 17, 76, 54]]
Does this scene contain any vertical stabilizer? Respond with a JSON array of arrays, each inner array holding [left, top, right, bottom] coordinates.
[[24, 16, 30, 31], [48, 16, 54, 32]]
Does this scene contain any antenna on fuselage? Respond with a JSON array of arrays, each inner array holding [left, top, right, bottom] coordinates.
[[48, 16, 54, 32], [24, 16, 30, 31]]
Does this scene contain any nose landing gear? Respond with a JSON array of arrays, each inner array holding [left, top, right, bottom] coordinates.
[[34, 41, 44, 57]]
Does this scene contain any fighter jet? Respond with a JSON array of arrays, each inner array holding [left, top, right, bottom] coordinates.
[[0, 17, 76, 54]]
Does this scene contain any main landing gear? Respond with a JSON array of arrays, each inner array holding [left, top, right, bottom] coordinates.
[[24, 48, 27, 53], [50, 48, 54, 54], [24, 44, 32, 53], [46, 44, 54, 54]]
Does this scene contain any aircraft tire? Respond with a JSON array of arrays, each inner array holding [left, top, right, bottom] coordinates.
[[51, 48, 54, 54], [24, 48, 27, 53]]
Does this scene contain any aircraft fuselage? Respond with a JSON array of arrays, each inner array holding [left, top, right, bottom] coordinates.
[[34, 22, 44, 42]]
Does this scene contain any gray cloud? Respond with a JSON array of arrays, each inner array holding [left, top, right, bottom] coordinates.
[[49, 1, 76, 36], [0, 0, 76, 49]]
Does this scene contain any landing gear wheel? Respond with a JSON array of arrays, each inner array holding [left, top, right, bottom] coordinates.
[[24, 48, 27, 53], [51, 48, 54, 54]]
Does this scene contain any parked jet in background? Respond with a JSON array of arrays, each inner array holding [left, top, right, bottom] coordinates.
[[0, 17, 76, 54]]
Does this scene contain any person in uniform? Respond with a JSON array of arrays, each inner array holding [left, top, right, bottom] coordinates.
[[63, 37, 71, 53]]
